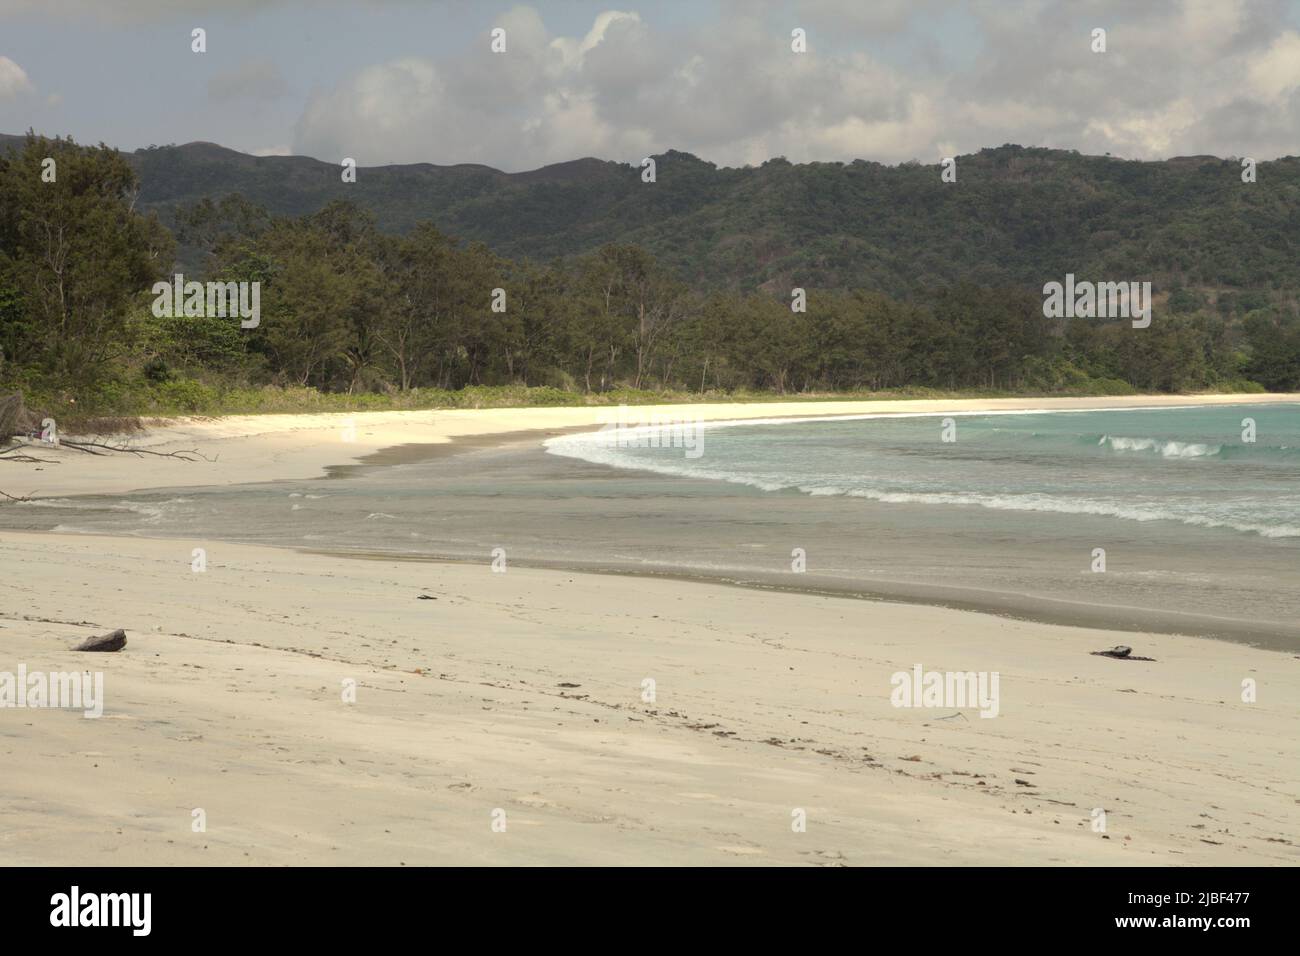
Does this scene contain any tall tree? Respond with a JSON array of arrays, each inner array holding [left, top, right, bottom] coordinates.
[[0, 133, 172, 381]]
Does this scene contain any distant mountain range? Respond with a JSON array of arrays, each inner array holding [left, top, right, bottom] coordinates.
[[4, 132, 1298, 302]]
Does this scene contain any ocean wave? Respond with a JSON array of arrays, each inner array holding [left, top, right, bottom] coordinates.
[[835, 488, 1300, 538], [1099, 435, 1221, 458], [546, 427, 1300, 537], [17, 497, 192, 523]]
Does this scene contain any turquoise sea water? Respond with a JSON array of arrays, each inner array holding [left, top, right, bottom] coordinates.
[[5, 402, 1298, 642], [545, 404, 1300, 539]]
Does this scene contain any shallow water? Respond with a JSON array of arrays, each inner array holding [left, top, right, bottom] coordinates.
[[4, 403, 1298, 647], [547, 404, 1300, 539]]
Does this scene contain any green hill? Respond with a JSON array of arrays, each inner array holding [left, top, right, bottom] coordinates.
[[4, 133, 1296, 303]]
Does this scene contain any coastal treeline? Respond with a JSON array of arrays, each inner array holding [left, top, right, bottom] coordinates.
[[2, 134, 1298, 416], [110, 139, 1300, 300]]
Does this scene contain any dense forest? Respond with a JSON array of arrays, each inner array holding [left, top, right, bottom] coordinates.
[[1, 131, 1294, 299], [1, 132, 1298, 420]]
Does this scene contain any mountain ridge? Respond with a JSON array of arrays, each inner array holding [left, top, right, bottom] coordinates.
[[3, 131, 1298, 303]]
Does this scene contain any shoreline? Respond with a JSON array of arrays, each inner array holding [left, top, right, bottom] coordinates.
[[3, 392, 1298, 649], [25, 510, 1291, 650], [5, 392, 1295, 499]]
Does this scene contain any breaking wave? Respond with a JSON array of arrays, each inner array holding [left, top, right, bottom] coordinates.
[[1098, 435, 1221, 458], [546, 410, 1300, 538]]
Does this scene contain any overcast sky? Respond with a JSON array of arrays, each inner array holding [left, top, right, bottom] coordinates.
[[2, 0, 1299, 171]]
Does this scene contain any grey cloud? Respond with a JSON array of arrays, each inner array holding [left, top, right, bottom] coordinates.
[[289, 1, 1300, 171]]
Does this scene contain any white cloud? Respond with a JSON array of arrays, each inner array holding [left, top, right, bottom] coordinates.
[[85, 0, 1289, 170], [951, 0, 1299, 161], [1083, 99, 1199, 158], [1248, 30, 1300, 100], [549, 9, 640, 70], [0, 55, 33, 98], [291, 5, 934, 170], [2, 0, 1298, 165]]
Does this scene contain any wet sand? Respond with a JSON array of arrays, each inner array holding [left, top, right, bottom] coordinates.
[[304, 438, 1300, 651]]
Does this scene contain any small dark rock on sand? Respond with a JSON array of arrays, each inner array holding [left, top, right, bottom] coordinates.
[[73, 629, 127, 652]]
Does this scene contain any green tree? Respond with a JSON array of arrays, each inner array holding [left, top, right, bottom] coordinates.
[[0, 132, 173, 382]]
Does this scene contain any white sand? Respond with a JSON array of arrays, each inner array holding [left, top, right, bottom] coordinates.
[[1, 394, 1297, 865], [9, 393, 1296, 499]]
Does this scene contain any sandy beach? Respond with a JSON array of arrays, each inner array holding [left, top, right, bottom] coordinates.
[[2, 393, 1298, 865], [7, 393, 1293, 499]]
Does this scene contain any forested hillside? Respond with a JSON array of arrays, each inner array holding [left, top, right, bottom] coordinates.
[[3, 131, 1298, 301], [1, 132, 1297, 421]]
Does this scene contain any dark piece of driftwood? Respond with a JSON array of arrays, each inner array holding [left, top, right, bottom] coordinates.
[[73, 629, 127, 652], [1091, 645, 1156, 661]]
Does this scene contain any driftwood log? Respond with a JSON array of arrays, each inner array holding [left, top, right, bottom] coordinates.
[[1091, 645, 1156, 661]]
